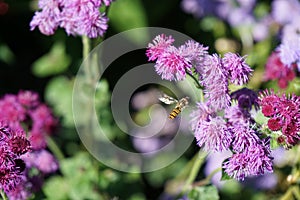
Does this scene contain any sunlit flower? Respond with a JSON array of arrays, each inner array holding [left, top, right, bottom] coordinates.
[[223, 138, 273, 181], [194, 116, 232, 152], [146, 34, 174, 61], [259, 90, 300, 146], [223, 53, 253, 85], [179, 40, 209, 72], [201, 54, 230, 111], [154, 46, 192, 81]]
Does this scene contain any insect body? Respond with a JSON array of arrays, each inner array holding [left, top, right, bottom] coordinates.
[[159, 93, 189, 119]]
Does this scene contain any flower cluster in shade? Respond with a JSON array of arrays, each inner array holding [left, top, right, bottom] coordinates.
[[0, 122, 30, 194], [259, 90, 300, 147], [181, 0, 273, 41], [30, 0, 113, 38], [0, 91, 58, 200]]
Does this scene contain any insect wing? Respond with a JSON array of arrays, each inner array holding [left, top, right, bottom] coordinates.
[[158, 93, 178, 105], [178, 97, 189, 110]]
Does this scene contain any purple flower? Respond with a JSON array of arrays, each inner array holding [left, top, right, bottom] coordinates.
[[181, 0, 217, 18], [0, 123, 30, 193], [30, 0, 111, 38], [224, 105, 251, 126], [278, 38, 300, 68], [227, 7, 254, 27], [22, 150, 58, 174], [223, 53, 253, 85], [230, 88, 259, 111], [146, 34, 174, 61], [60, 0, 108, 38], [191, 103, 232, 152], [223, 138, 273, 181], [271, 0, 300, 25], [230, 124, 260, 153], [0, 95, 26, 127], [201, 54, 230, 111], [154, 46, 192, 81], [194, 116, 232, 152], [5, 175, 32, 200], [17, 91, 39, 108], [29, 0, 62, 35], [190, 102, 214, 132], [179, 40, 209, 73], [78, 11, 108, 38], [0, 90, 58, 198]]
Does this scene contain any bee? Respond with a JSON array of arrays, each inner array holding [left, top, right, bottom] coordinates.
[[158, 93, 189, 119]]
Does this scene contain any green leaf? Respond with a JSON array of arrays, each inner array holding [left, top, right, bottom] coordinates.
[[32, 42, 71, 77], [108, 0, 150, 45], [45, 76, 74, 127], [221, 159, 232, 181], [187, 185, 219, 200], [0, 43, 15, 65], [43, 176, 69, 200]]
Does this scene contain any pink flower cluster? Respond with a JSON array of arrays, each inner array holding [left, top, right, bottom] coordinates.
[[0, 90, 58, 199], [259, 90, 300, 147], [264, 51, 296, 89], [146, 34, 208, 81], [30, 0, 113, 38]]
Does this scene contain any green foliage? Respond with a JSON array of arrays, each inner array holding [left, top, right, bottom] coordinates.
[[43, 152, 104, 200], [108, 0, 150, 45], [187, 185, 219, 200], [0, 43, 15, 65], [145, 157, 187, 187], [220, 160, 231, 181], [45, 76, 74, 127], [32, 42, 71, 77]]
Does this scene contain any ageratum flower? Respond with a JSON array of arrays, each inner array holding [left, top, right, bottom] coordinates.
[[223, 138, 273, 181], [0, 122, 30, 193], [264, 51, 296, 89], [272, 0, 300, 24], [190, 102, 231, 152], [230, 88, 259, 111], [146, 36, 210, 81], [153, 46, 192, 81], [201, 54, 230, 111], [30, 0, 111, 38], [192, 114, 232, 152], [259, 90, 300, 146], [146, 34, 174, 61], [0, 91, 58, 199], [230, 124, 260, 153], [179, 40, 209, 73], [224, 105, 252, 126], [223, 53, 253, 85]]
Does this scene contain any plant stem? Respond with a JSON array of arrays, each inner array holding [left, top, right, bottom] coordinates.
[[82, 35, 92, 81], [185, 70, 205, 102], [46, 136, 64, 161], [185, 70, 202, 89], [0, 190, 7, 200], [181, 150, 208, 193], [192, 167, 222, 187]]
